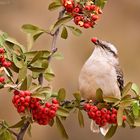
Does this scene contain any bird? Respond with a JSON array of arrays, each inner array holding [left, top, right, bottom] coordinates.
[[78, 37, 124, 135]]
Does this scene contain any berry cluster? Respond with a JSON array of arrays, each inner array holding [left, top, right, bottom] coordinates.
[[12, 90, 31, 113], [31, 98, 59, 125], [63, 0, 102, 28], [12, 90, 59, 125], [84, 103, 126, 127], [0, 48, 12, 84]]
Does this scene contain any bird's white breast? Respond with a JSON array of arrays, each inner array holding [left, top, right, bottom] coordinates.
[[79, 52, 121, 100]]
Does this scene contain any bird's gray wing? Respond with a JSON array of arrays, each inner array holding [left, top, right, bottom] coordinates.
[[115, 65, 124, 92]]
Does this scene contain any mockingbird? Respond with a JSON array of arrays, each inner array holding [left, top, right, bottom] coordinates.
[[79, 38, 124, 135]]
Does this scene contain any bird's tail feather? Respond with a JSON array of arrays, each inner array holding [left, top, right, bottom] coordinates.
[[90, 120, 110, 136]]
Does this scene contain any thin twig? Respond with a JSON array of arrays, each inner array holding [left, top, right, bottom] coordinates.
[[0, 123, 18, 137], [38, 8, 65, 85]]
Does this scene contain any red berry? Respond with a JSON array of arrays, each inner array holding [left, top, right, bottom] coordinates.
[[111, 114, 117, 124], [90, 105, 98, 112], [0, 77, 5, 83], [14, 90, 19, 95], [45, 102, 51, 108], [2, 61, 11, 67], [100, 119, 107, 126], [90, 5, 96, 11], [49, 110, 56, 118], [83, 22, 91, 28], [91, 15, 99, 21], [20, 97, 25, 103], [19, 91, 25, 97], [0, 56, 5, 62], [101, 108, 108, 115], [24, 91, 31, 96], [84, 5, 90, 11], [84, 103, 91, 111], [88, 111, 96, 120], [96, 110, 101, 117], [0, 48, 5, 54], [52, 98, 59, 104], [25, 96, 31, 102], [122, 115, 127, 121], [19, 106, 25, 112], [73, 7, 80, 13], [112, 108, 117, 114], [106, 114, 111, 121], [91, 37, 97, 43]]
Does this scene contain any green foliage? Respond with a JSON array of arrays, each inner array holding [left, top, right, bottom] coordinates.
[[48, 1, 62, 11], [78, 110, 84, 128], [56, 116, 69, 139], [95, 0, 107, 9], [61, 27, 68, 39]]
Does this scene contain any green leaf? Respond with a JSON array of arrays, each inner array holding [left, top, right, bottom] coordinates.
[[44, 72, 55, 82], [25, 50, 50, 60], [48, 1, 62, 11], [131, 83, 139, 96], [52, 52, 64, 60], [5, 37, 25, 53], [95, 88, 103, 102], [56, 116, 69, 139], [105, 125, 117, 139], [21, 24, 45, 50], [78, 110, 84, 128], [132, 102, 140, 119], [0, 130, 14, 140], [29, 67, 46, 72], [61, 27, 68, 39], [48, 118, 54, 127], [22, 24, 44, 39], [56, 107, 69, 117], [10, 118, 26, 128], [103, 96, 120, 103], [52, 16, 73, 32], [20, 75, 32, 90], [73, 92, 81, 102], [122, 82, 132, 97], [95, 0, 107, 9], [31, 91, 52, 100], [66, 25, 82, 36], [0, 31, 8, 46], [18, 65, 27, 82], [117, 106, 124, 126], [120, 99, 137, 108], [13, 54, 24, 69], [28, 51, 43, 65], [57, 88, 66, 102]]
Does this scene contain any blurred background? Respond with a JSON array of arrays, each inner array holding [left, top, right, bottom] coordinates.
[[0, 0, 140, 139]]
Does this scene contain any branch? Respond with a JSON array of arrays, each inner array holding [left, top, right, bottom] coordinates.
[[38, 8, 65, 85], [0, 122, 18, 137], [17, 121, 30, 140]]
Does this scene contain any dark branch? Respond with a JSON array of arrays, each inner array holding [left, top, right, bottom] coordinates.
[[17, 121, 30, 140]]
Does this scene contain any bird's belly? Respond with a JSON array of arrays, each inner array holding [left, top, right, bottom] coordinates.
[[79, 61, 121, 99]]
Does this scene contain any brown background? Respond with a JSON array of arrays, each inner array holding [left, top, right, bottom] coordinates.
[[0, 0, 140, 140]]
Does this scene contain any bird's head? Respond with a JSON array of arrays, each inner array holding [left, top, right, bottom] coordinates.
[[91, 37, 118, 58]]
